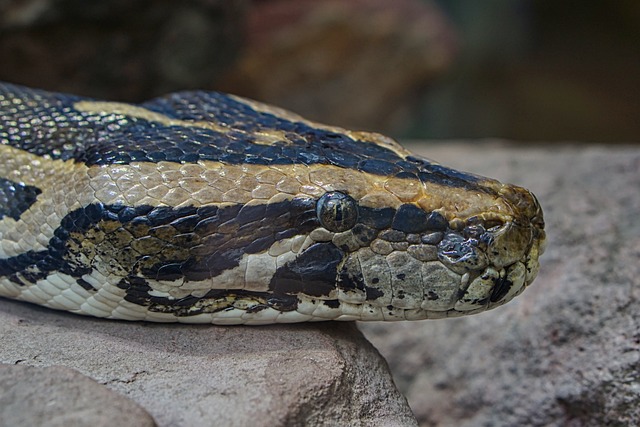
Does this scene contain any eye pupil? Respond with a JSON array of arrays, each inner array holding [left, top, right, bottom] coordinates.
[[316, 192, 358, 232]]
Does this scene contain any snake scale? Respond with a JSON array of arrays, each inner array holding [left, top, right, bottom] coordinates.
[[0, 82, 545, 324]]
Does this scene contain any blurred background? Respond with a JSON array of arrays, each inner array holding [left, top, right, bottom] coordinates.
[[1, 0, 638, 142]]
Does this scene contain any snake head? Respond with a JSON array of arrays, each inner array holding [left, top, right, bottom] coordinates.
[[277, 151, 546, 321]]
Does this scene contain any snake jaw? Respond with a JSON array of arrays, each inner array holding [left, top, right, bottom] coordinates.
[[328, 177, 547, 318], [326, 188, 546, 319]]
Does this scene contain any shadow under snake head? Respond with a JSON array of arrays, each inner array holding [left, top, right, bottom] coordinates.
[[0, 83, 545, 323]]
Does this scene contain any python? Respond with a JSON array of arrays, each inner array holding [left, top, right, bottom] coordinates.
[[0, 82, 545, 324]]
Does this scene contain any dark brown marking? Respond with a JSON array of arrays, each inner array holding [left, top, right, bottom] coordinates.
[[0, 177, 42, 221]]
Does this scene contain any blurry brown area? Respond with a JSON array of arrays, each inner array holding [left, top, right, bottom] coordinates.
[[0, 0, 246, 100], [216, 0, 456, 134], [0, 0, 638, 142], [421, 0, 640, 142], [0, 0, 456, 136]]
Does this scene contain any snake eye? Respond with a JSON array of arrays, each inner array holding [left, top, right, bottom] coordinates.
[[316, 191, 358, 232]]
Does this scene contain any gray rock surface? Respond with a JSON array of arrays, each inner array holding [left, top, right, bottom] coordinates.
[[0, 364, 156, 427], [0, 299, 416, 427], [360, 142, 640, 427]]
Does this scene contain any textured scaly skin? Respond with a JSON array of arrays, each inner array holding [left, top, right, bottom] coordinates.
[[0, 83, 545, 324]]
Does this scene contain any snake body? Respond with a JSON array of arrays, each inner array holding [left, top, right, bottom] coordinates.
[[0, 82, 545, 324]]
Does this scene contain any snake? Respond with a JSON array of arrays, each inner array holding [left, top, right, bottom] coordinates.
[[0, 82, 545, 324]]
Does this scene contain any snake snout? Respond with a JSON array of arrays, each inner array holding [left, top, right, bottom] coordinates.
[[435, 182, 546, 312], [479, 184, 545, 307]]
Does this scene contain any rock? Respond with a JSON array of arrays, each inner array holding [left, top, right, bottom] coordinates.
[[0, 300, 416, 427], [360, 142, 640, 427], [0, 364, 156, 427]]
